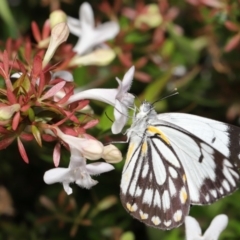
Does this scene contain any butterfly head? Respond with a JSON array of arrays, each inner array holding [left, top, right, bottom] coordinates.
[[136, 100, 157, 120]]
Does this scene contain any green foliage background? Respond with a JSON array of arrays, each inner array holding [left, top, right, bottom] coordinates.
[[0, 0, 240, 239]]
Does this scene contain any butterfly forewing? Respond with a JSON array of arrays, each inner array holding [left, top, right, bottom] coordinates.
[[158, 113, 240, 168], [120, 101, 240, 230]]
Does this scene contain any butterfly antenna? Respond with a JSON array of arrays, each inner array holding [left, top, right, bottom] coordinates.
[[152, 88, 179, 105]]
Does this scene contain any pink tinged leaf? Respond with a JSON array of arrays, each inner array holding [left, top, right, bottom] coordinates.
[[31, 21, 42, 42], [37, 72, 45, 97], [134, 70, 152, 83], [32, 55, 43, 81], [0, 136, 15, 150], [0, 63, 5, 77], [42, 134, 56, 142], [42, 20, 51, 39], [75, 100, 90, 111], [56, 86, 75, 104], [17, 137, 29, 164], [0, 126, 10, 134], [41, 81, 66, 101], [7, 89, 17, 104], [20, 133, 34, 141], [31, 125, 42, 147], [21, 104, 31, 112], [12, 112, 20, 130], [224, 21, 239, 32], [53, 143, 61, 167], [24, 40, 32, 64], [3, 50, 9, 76], [16, 59, 27, 74], [83, 119, 99, 129], [60, 126, 78, 136], [224, 34, 240, 52]]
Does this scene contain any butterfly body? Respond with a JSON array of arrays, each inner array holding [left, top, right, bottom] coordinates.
[[120, 100, 240, 230]]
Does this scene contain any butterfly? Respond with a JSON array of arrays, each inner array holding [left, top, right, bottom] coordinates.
[[120, 100, 240, 230]]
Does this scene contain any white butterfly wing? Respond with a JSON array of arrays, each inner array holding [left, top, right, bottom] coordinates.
[[158, 113, 240, 166], [120, 113, 240, 230], [120, 133, 190, 230]]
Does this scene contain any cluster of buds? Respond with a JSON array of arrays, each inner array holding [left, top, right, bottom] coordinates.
[[0, 2, 135, 195]]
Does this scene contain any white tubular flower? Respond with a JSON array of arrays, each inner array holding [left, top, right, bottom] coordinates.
[[44, 147, 114, 195], [55, 128, 103, 160], [185, 214, 228, 240], [67, 66, 135, 134], [67, 2, 119, 55]]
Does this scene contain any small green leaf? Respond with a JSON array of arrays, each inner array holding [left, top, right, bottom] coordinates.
[[28, 108, 35, 122], [125, 31, 150, 43], [120, 231, 135, 240], [31, 125, 42, 147]]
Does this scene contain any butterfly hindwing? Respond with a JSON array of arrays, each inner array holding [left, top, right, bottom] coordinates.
[[151, 122, 239, 205], [121, 127, 191, 230]]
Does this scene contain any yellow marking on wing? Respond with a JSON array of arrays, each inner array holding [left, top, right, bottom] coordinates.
[[182, 174, 187, 183], [140, 211, 148, 220], [125, 143, 135, 164], [173, 210, 182, 222], [126, 203, 137, 212], [180, 187, 188, 204], [147, 126, 170, 145], [141, 141, 148, 154]]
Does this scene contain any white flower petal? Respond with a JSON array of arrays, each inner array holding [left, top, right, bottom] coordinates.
[[67, 16, 82, 36], [94, 21, 120, 45], [112, 100, 129, 134], [11, 72, 23, 78], [203, 214, 228, 240], [86, 162, 114, 175], [52, 70, 73, 82], [67, 88, 117, 105], [185, 216, 202, 240], [43, 168, 72, 184], [67, 2, 119, 55], [68, 147, 86, 169], [121, 66, 135, 92], [63, 181, 73, 195], [80, 2, 95, 29], [76, 173, 98, 189]]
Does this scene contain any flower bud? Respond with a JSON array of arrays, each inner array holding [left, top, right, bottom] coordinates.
[[135, 4, 162, 29], [102, 144, 122, 163], [0, 104, 20, 120], [50, 10, 67, 28], [42, 22, 69, 67], [81, 139, 104, 160]]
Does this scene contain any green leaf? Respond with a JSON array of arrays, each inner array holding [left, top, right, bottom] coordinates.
[[125, 31, 150, 43], [139, 70, 172, 103], [167, 24, 201, 65], [120, 231, 135, 240], [31, 125, 42, 147], [98, 105, 114, 132]]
